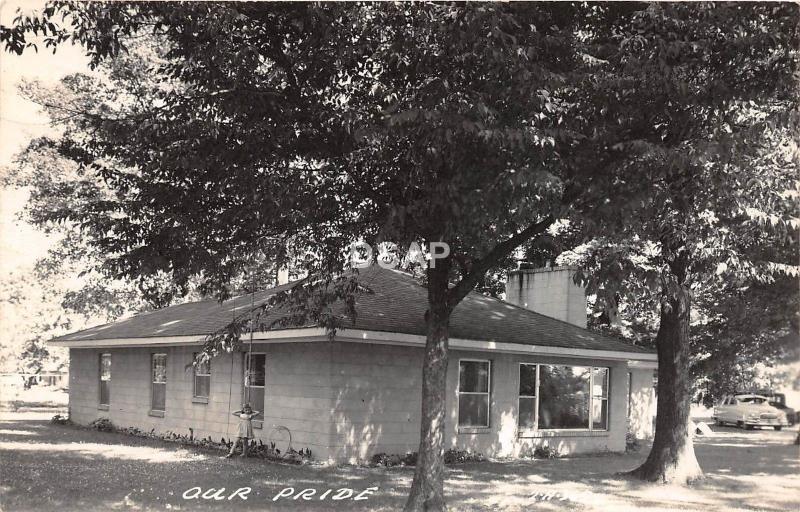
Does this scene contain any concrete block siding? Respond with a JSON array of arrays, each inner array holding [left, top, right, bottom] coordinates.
[[68, 344, 333, 456], [627, 368, 657, 439], [68, 341, 655, 463], [446, 350, 629, 458]]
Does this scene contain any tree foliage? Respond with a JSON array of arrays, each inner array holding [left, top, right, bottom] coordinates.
[[561, 2, 799, 483], [2, 0, 798, 501], [3, 3, 578, 297], [2, 5, 583, 508]]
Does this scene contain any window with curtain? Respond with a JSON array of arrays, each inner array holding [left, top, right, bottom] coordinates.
[[626, 371, 632, 420], [592, 367, 609, 430], [458, 360, 490, 427], [193, 353, 211, 399], [244, 353, 266, 412], [99, 353, 111, 406], [151, 353, 167, 412]]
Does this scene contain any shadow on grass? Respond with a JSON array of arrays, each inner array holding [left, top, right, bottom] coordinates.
[[0, 419, 405, 511], [0, 417, 798, 511], [439, 427, 800, 512]]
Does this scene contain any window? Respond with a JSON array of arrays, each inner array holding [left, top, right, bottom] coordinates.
[[518, 364, 610, 431], [244, 353, 266, 412], [538, 365, 591, 429], [592, 367, 609, 430], [193, 353, 211, 399], [626, 371, 632, 420], [458, 360, 491, 427], [518, 364, 538, 429], [99, 353, 111, 406], [151, 353, 167, 412]]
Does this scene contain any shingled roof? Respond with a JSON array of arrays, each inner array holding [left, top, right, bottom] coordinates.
[[51, 265, 653, 355]]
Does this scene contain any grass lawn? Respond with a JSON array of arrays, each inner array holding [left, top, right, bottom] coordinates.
[[0, 411, 798, 511], [0, 384, 69, 412]]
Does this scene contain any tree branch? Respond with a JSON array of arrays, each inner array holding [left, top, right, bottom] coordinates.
[[447, 215, 554, 308]]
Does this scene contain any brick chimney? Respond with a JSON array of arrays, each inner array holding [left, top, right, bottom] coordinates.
[[505, 264, 587, 328]]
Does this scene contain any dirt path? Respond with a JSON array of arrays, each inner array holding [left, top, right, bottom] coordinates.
[[0, 413, 798, 511]]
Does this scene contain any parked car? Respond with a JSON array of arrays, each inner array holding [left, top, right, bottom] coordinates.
[[713, 394, 789, 430], [757, 391, 797, 426]]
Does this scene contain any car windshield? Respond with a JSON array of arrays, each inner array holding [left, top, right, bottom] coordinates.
[[740, 397, 767, 404]]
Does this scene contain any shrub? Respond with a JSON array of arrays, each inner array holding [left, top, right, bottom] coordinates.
[[86, 421, 314, 463], [371, 452, 418, 467], [521, 444, 560, 459], [626, 432, 641, 452], [50, 414, 70, 425], [443, 448, 485, 464], [372, 449, 483, 467], [401, 451, 418, 466], [532, 445, 560, 459], [118, 426, 152, 438], [371, 453, 399, 467], [247, 440, 312, 463], [89, 417, 114, 432], [282, 448, 313, 463], [111, 426, 313, 463]]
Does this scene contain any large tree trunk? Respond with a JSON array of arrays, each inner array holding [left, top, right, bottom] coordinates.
[[628, 272, 703, 484], [405, 263, 451, 511], [402, 219, 553, 510]]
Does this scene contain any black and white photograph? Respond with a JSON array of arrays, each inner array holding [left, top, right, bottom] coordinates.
[[0, 1, 798, 511]]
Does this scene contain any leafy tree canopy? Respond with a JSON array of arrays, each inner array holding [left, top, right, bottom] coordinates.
[[3, 0, 798, 498]]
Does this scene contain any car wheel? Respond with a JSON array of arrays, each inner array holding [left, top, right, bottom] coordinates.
[[714, 418, 722, 426], [774, 426, 782, 431], [737, 420, 745, 429]]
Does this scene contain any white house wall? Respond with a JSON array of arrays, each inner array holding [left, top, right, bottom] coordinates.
[[70, 346, 244, 441], [327, 341, 424, 461], [67, 344, 334, 456], [627, 368, 657, 439], [259, 342, 335, 455], [445, 350, 631, 458], [67, 342, 656, 463]]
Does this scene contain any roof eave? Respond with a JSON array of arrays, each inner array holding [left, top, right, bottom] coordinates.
[[49, 326, 657, 362]]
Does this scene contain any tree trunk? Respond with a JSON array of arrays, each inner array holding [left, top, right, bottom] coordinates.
[[628, 274, 703, 484], [404, 263, 451, 511]]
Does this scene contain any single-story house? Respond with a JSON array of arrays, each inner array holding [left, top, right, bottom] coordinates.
[[49, 265, 657, 462]]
